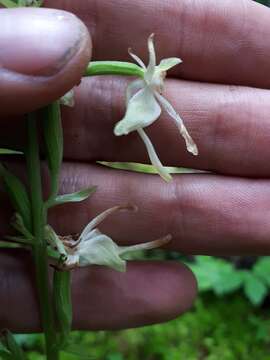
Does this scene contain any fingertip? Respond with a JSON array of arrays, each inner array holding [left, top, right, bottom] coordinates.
[[0, 8, 92, 116]]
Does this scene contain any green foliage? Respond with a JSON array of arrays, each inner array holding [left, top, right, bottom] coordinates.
[[1, 330, 26, 360], [242, 272, 268, 306], [188, 256, 270, 306], [19, 295, 270, 359], [0, 0, 43, 7], [256, 0, 269, 5]]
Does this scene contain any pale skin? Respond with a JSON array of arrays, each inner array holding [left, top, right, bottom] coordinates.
[[0, 0, 270, 332]]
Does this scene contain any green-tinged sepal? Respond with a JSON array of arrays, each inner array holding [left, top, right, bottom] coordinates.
[[53, 270, 72, 350], [0, 165, 31, 231], [47, 186, 97, 208], [0, 330, 26, 360]]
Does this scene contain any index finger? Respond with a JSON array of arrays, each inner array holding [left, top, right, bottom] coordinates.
[[45, 0, 270, 88]]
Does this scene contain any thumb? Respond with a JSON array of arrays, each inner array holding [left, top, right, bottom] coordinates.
[[0, 7, 91, 116]]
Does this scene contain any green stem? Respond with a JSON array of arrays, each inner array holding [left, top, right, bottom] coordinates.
[[26, 113, 59, 360], [85, 61, 144, 78]]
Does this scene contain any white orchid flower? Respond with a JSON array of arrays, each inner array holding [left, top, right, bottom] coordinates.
[[114, 34, 198, 182], [47, 205, 171, 272]]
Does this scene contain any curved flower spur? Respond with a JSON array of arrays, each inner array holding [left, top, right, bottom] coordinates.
[[114, 34, 198, 182], [46, 205, 171, 272]]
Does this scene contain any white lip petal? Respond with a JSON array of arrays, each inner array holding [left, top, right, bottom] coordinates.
[[128, 48, 146, 70], [155, 92, 198, 156], [78, 234, 126, 272], [137, 128, 172, 182], [114, 87, 162, 136], [125, 79, 145, 105], [158, 57, 182, 71]]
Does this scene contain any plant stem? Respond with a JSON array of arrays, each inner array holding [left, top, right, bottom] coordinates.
[[26, 112, 59, 360], [85, 61, 144, 78]]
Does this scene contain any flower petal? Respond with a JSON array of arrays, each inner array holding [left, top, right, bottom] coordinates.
[[118, 234, 172, 256], [78, 235, 126, 272], [114, 87, 161, 135], [126, 79, 145, 105], [145, 33, 156, 83], [128, 48, 146, 70], [79, 205, 136, 243], [158, 58, 182, 71], [155, 92, 198, 156], [60, 89, 75, 107], [137, 128, 172, 182]]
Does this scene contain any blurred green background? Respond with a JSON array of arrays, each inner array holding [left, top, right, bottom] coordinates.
[[16, 0, 270, 358]]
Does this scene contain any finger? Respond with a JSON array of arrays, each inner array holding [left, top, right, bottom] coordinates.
[[0, 8, 91, 116], [0, 250, 196, 332], [1, 163, 270, 255], [2, 77, 270, 177], [45, 0, 270, 87], [60, 77, 270, 177]]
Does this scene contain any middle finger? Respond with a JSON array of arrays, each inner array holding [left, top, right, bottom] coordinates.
[[1, 77, 269, 177]]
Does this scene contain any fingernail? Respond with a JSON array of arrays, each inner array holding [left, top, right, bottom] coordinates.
[[0, 8, 88, 76]]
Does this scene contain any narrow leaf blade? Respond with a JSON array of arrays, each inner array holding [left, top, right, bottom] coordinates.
[[0, 165, 31, 231], [51, 186, 97, 207], [0, 148, 23, 155]]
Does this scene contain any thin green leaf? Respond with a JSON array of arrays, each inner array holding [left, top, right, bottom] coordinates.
[[1, 330, 26, 360], [0, 148, 23, 155], [98, 161, 208, 175], [53, 270, 72, 350], [0, 240, 27, 249], [0, 165, 31, 231], [49, 186, 97, 208]]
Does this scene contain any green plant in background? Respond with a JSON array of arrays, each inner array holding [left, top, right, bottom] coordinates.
[[13, 295, 270, 360], [188, 256, 270, 306]]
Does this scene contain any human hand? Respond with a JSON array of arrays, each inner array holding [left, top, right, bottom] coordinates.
[[0, 0, 269, 332]]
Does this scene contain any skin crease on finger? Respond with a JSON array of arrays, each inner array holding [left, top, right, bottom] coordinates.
[[44, 0, 270, 88], [0, 250, 197, 332]]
